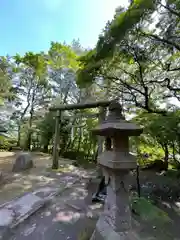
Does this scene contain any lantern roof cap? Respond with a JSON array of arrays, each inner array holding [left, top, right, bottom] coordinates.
[[92, 101, 143, 136]]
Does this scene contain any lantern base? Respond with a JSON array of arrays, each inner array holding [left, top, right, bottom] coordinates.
[[90, 216, 138, 240], [91, 172, 136, 240]]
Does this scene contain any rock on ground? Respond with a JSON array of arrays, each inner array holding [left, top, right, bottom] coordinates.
[[12, 152, 34, 172], [0, 209, 15, 227]]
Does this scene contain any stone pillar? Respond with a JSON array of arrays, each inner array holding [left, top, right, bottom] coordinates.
[[97, 107, 106, 154], [91, 101, 142, 240], [91, 171, 133, 240], [97, 107, 106, 177], [105, 171, 132, 234]]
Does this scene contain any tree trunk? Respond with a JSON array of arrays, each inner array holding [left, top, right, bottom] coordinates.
[[27, 108, 34, 150], [86, 140, 92, 160], [82, 137, 89, 156], [77, 128, 82, 152], [63, 138, 72, 154], [17, 124, 21, 146], [19, 81, 33, 147], [43, 144, 49, 153], [27, 85, 36, 150], [172, 142, 177, 161], [163, 143, 169, 170], [178, 133, 180, 155], [70, 135, 78, 150]]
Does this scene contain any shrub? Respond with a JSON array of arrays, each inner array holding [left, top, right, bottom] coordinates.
[[0, 136, 10, 150]]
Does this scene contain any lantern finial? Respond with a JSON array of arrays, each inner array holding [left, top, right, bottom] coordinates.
[[107, 101, 125, 122]]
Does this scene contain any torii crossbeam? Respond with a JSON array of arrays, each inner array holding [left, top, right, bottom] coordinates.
[[49, 100, 114, 169]]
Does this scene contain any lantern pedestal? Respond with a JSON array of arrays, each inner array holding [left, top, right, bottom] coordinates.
[[91, 168, 136, 240]]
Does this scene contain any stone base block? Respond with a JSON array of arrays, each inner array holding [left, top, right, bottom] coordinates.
[[91, 216, 139, 240]]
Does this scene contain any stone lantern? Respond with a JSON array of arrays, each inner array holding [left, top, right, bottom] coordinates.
[[91, 101, 143, 240]]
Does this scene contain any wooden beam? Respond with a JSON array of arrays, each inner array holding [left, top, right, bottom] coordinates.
[[66, 124, 86, 128], [49, 100, 113, 111], [62, 113, 99, 120], [52, 110, 61, 169]]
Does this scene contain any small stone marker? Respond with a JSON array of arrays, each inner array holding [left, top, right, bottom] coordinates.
[[12, 152, 34, 172]]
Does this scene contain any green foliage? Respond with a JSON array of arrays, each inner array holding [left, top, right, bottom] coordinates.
[[7, 40, 99, 159], [14, 52, 47, 76], [36, 112, 56, 147], [77, 0, 155, 86], [77, 0, 180, 119], [0, 136, 9, 150], [48, 42, 79, 70], [131, 196, 171, 223], [96, 0, 154, 60], [133, 110, 180, 167], [138, 145, 164, 165], [147, 113, 180, 146], [0, 136, 16, 151], [0, 57, 15, 104]]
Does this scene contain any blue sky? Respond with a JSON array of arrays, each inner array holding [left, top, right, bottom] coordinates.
[[0, 0, 128, 56]]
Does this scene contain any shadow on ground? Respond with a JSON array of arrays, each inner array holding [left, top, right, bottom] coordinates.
[[7, 176, 100, 240], [1, 152, 180, 239], [8, 175, 180, 240], [0, 151, 87, 205]]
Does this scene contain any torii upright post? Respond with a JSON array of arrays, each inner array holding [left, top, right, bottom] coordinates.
[[52, 110, 61, 169]]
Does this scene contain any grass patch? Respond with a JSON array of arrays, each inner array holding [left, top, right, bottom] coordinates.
[[131, 195, 171, 224], [78, 228, 93, 240], [163, 169, 180, 179], [78, 219, 96, 240]]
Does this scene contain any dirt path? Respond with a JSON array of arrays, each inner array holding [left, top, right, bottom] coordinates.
[[5, 177, 180, 240], [0, 152, 180, 239], [0, 152, 51, 172], [7, 174, 100, 240], [0, 151, 76, 205]]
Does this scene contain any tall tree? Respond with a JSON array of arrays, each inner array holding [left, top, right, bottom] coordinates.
[[76, 0, 180, 114], [13, 52, 49, 149]]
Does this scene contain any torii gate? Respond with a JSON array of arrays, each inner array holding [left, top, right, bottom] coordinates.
[[49, 100, 114, 169]]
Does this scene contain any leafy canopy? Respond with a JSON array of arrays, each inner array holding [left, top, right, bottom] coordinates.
[[77, 0, 155, 86]]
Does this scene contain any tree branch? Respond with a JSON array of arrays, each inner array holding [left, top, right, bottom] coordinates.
[[160, 2, 180, 18], [104, 75, 167, 115], [141, 32, 180, 51]]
